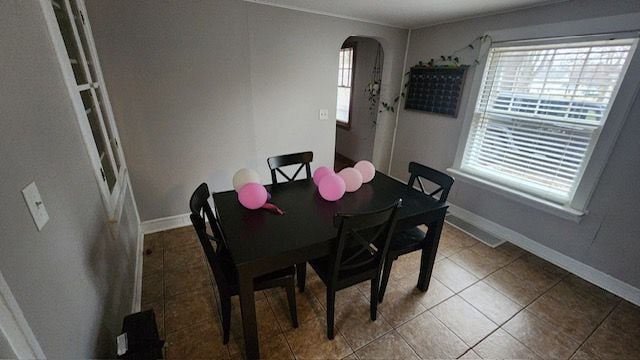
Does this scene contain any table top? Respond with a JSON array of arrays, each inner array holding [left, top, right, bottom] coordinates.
[[213, 172, 447, 267]]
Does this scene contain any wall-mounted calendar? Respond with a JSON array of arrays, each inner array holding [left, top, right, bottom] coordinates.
[[405, 65, 468, 117]]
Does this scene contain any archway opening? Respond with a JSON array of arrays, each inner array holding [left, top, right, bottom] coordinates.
[[334, 36, 384, 171]]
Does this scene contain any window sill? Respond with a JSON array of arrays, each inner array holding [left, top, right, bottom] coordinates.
[[446, 168, 586, 223]]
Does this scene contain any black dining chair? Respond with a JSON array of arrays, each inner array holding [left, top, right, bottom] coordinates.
[[309, 200, 401, 339], [267, 151, 314, 292], [267, 151, 313, 184], [378, 162, 454, 302], [189, 183, 298, 344]]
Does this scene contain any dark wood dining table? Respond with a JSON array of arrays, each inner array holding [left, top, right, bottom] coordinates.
[[213, 171, 448, 359]]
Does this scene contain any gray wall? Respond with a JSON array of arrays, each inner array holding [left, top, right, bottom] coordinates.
[[391, 0, 640, 288], [0, 0, 139, 357], [0, 330, 16, 359], [85, 0, 408, 221], [336, 37, 382, 162]]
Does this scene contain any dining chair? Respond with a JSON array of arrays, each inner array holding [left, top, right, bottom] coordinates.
[[267, 151, 313, 184], [378, 162, 454, 302], [309, 200, 401, 339], [267, 151, 313, 292], [189, 183, 298, 344]]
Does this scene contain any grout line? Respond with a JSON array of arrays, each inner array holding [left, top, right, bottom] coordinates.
[[566, 296, 622, 359]]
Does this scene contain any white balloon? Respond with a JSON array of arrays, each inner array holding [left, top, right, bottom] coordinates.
[[232, 168, 261, 191]]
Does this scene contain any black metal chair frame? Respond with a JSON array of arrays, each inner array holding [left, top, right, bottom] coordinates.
[[267, 151, 313, 184], [309, 200, 401, 339], [378, 162, 454, 302], [189, 183, 298, 344], [267, 151, 314, 292]]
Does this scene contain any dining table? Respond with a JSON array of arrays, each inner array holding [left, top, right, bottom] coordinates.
[[212, 171, 448, 359]]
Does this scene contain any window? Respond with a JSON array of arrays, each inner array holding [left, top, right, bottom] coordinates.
[[459, 37, 637, 207], [49, 0, 126, 215], [336, 44, 356, 128]]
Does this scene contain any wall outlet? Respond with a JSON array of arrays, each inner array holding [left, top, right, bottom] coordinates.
[[319, 109, 329, 120], [22, 182, 49, 231]]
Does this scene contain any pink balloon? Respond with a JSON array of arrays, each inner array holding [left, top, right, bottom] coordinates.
[[338, 167, 363, 192], [354, 160, 376, 183], [313, 166, 334, 186], [238, 183, 268, 209], [318, 174, 346, 201]]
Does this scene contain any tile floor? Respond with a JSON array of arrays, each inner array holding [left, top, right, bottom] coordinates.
[[141, 224, 640, 359]]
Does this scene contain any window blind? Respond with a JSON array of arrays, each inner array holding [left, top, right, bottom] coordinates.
[[461, 38, 636, 204]]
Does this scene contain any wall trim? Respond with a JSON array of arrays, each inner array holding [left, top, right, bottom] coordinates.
[[140, 213, 191, 234], [448, 203, 640, 306], [243, 0, 406, 29], [0, 271, 45, 358], [131, 229, 144, 313]]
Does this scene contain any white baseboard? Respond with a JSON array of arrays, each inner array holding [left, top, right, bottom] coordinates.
[[448, 203, 640, 306], [140, 213, 191, 234], [131, 229, 144, 313]]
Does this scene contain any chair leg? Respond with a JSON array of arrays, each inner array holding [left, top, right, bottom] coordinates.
[[370, 276, 379, 321], [296, 262, 306, 292], [326, 287, 336, 340], [220, 294, 231, 345], [378, 256, 394, 303], [285, 281, 299, 328]]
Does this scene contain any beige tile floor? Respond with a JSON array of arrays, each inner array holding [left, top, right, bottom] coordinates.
[[141, 224, 640, 359]]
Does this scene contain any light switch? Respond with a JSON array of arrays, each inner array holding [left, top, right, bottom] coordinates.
[[319, 109, 329, 120], [22, 182, 49, 231]]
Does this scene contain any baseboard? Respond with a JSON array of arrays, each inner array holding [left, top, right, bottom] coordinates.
[[140, 213, 191, 234], [448, 203, 640, 306], [131, 229, 144, 313]]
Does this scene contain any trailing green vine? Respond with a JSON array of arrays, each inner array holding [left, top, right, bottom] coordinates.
[[379, 34, 492, 113]]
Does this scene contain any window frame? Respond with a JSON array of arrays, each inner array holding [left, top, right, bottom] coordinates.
[[336, 42, 357, 129], [449, 14, 640, 222], [41, 0, 128, 219]]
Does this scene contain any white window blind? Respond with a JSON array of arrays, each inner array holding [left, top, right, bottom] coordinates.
[[461, 38, 636, 204], [336, 46, 354, 125]]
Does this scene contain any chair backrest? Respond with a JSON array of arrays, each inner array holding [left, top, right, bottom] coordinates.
[[407, 162, 454, 203], [267, 151, 313, 184], [331, 199, 402, 284], [189, 183, 231, 287]]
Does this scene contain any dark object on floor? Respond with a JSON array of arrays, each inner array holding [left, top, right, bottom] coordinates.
[[379, 161, 454, 301], [310, 199, 401, 339], [118, 309, 164, 359], [189, 183, 298, 344]]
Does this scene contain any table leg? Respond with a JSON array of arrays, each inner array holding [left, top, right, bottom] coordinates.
[[237, 266, 259, 359], [418, 217, 445, 291], [296, 262, 306, 292]]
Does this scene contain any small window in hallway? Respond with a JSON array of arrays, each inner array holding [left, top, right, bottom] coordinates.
[[336, 44, 356, 128]]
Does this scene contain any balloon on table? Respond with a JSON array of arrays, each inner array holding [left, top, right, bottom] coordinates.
[[338, 167, 363, 192], [318, 174, 346, 201], [232, 168, 261, 191], [354, 160, 376, 183], [313, 166, 334, 186], [238, 183, 268, 209]]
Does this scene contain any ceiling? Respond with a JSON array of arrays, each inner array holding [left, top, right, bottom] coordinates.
[[248, 0, 565, 28]]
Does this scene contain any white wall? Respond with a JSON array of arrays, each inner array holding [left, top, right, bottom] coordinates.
[[85, 0, 408, 221], [0, 0, 139, 357], [391, 0, 640, 289], [336, 37, 382, 162]]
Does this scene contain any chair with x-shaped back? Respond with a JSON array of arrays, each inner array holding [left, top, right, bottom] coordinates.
[[267, 151, 313, 184], [309, 199, 401, 339], [378, 162, 454, 302], [267, 151, 314, 292]]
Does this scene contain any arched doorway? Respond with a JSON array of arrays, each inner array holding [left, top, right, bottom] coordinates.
[[334, 36, 384, 171]]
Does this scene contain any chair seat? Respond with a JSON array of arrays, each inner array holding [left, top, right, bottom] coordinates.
[[216, 248, 295, 289], [309, 246, 379, 287], [389, 226, 427, 254]]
